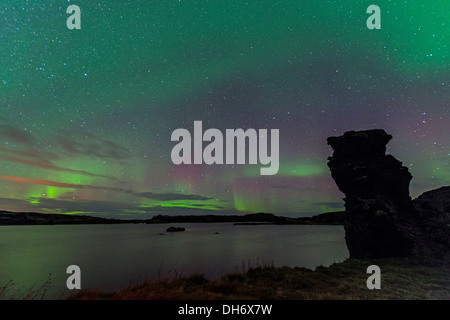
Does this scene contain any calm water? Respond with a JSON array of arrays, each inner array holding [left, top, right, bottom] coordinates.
[[0, 223, 349, 299]]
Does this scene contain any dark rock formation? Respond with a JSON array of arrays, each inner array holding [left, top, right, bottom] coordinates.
[[166, 226, 186, 232], [413, 187, 450, 255], [413, 186, 450, 222], [327, 129, 450, 259], [297, 211, 347, 225]]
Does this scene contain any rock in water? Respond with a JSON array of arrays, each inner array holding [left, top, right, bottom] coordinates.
[[166, 226, 185, 232], [327, 130, 421, 259]]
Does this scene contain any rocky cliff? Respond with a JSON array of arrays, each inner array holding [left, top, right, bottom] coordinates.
[[327, 129, 450, 259]]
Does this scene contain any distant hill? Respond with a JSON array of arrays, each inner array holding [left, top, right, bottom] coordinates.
[[231, 211, 346, 225], [147, 212, 346, 225], [0, 210, 346, 226], [0, 211, 127, 225]]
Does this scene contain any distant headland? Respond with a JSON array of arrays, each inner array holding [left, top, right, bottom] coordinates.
[[0, 210, 346, 226]]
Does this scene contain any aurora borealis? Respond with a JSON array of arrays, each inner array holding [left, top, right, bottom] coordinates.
[[1, 1, 449, 218]]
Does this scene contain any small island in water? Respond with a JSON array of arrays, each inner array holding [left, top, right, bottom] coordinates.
[[165, 226, 186, 232]]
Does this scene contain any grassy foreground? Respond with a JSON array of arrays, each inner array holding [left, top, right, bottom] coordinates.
[[68, 258, 450, 300]]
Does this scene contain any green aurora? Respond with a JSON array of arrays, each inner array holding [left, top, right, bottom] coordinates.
[[0, 0, 449, 217]]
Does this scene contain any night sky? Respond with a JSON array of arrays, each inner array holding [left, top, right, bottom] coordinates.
[[1, 1, 449, 218]]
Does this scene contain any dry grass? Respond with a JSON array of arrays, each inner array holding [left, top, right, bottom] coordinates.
[[1, 275, 53, 300], [67, 258, 450, 300]]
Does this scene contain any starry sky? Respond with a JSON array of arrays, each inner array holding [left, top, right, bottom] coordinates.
[[1, 1, 449, 218]]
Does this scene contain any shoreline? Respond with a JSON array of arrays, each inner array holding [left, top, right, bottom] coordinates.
[[66, 257, 450, 300], [0, 211, 346, 226]]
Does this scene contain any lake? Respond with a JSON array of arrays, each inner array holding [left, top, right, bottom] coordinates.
[[0, 223, 349, 299]]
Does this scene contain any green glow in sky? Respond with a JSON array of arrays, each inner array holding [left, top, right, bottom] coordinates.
[[1, 1, 449, 218]]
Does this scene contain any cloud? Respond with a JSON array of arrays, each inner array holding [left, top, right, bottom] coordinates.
[[56, 133, 130, 161], [133, 205, 239, 216], [30, 199, 226, 214], [0, 197, 134, 215], [0, 198, 33, 212], [0, 124, 131, 163], [0, 197, 234, 217], [0, 125, 33, 145], [0, 146, 59, 161], [0, 175, 216, 204], [0, 125, 122, 180], [33, 198, 142, 214], [0, 175, 128, 192], [190, 203, 224, 208], [0, 153, 117, 180], [133, 192, 213, 201]]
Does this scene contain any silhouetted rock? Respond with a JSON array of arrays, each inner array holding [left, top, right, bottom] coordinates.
[[413, 187, 450, 254], [307, 211, 346, 225], [326, 129, 450, 259], [166, 226, 185, 232], [413, 186, 450, 222]]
